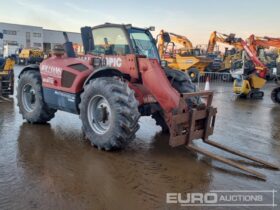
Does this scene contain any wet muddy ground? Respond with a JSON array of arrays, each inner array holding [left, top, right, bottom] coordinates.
[[0, 66, 279, 210]]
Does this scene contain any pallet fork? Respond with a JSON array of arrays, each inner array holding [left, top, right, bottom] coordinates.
[[169, 91, 279, 180]]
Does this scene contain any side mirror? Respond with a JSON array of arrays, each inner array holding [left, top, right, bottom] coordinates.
[[162, 32, 171, 43], [0, 33, 3, 39], [161, 60, 168, 68]]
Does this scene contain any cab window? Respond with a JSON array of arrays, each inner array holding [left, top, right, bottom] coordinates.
[[92, 27, 130, 55]]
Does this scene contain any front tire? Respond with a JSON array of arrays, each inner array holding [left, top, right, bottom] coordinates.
[[17, 70, 56, 123], [188, 68, 200, 82], [271, 87, 280, 104], [80, 77, 140, 150]]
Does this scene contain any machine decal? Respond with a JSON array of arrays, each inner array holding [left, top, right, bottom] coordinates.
[[41, 65, 63, 78], [95, 57, 123, 68], [106, 57, 122, 68], [42, 77, 55, 85]]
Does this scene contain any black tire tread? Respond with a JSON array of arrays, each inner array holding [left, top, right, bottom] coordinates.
[[17, 70, 56, 123], [271, 87, 280, 104], [79, 77, 140, 150]]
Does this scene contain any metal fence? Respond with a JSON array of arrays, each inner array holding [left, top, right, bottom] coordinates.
[[196, 72, 233, 92], [195, 71, 280, 93]]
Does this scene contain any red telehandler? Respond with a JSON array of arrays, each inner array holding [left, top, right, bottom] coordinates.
[[16, 23, 278, 180]]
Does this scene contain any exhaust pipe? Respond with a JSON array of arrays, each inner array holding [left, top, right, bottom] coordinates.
[[80, 26, 94, 54], [62, 32, 75, 58]]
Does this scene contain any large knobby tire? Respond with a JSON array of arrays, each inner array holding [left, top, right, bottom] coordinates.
[[188, 68, 200, 82], [152, 69, 198, 133], [80, 77, 140, 150], [271, 87, 280, 104], [17, 70, 56, 123]]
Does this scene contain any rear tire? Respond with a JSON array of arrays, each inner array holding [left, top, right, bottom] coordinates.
[[17, 70, 56, 123], [79, 77, 140, 150]]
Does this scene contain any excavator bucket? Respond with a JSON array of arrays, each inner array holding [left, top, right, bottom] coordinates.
[[169, 91, 279, 180]]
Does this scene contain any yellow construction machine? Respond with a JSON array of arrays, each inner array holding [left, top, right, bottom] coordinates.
[[18, 48, 44, 65], [0, 32, 15, 97], [157, 30, 212, 82], [230, 37, 268, 99], [207, 31, 244, 73], [246, 35, 280, 102], [206, 31, 268, 98]]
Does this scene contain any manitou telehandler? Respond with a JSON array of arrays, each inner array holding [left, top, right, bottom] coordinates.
[[17, 23, 279, 180]]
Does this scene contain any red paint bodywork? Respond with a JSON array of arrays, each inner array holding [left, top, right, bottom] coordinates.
[[40, 56, 93, 93], [41, 54, 181, 112]]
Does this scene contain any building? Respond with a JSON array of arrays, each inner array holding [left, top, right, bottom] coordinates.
[[43, 29, 83, 54], [0, 22, 82, 55]]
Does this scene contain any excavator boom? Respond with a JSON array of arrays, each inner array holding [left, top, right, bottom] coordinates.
[[157, 30, 212, 82], [207, 31, 243, 54], [247, 34, 280, 103]]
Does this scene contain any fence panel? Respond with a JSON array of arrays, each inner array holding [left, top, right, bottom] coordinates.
[[196, 72, 233, 92]]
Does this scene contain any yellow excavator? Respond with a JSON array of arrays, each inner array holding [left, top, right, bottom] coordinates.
[[157, 30, 212, 82], [0, 32, 15, 97], [207, 31, 244, 73]]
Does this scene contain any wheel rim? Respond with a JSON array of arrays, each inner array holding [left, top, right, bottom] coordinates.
[[190, 72, 195, 78], [22, 84, 36, 112], [87, 95, 112, 134], [222, 75, 227, 81]]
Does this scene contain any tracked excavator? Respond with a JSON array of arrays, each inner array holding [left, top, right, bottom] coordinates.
[[16, 23, 278, 179], [157, 30, 212, 82], [207, 31, 243, 73]]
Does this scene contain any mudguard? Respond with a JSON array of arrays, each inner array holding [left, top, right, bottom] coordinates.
[[18, 64, 40, 78], [83, 67, 127, 86]]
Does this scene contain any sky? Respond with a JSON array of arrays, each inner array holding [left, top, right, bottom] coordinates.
[[1, 0, 280, 46]]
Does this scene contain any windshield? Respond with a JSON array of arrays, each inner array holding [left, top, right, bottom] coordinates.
[[91, 27, 130, 55], [192, 49, 202, 56], [128, 28, 160, 61]]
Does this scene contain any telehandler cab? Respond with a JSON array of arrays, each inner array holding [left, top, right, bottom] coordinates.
[[17, 23, 279, 180]]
